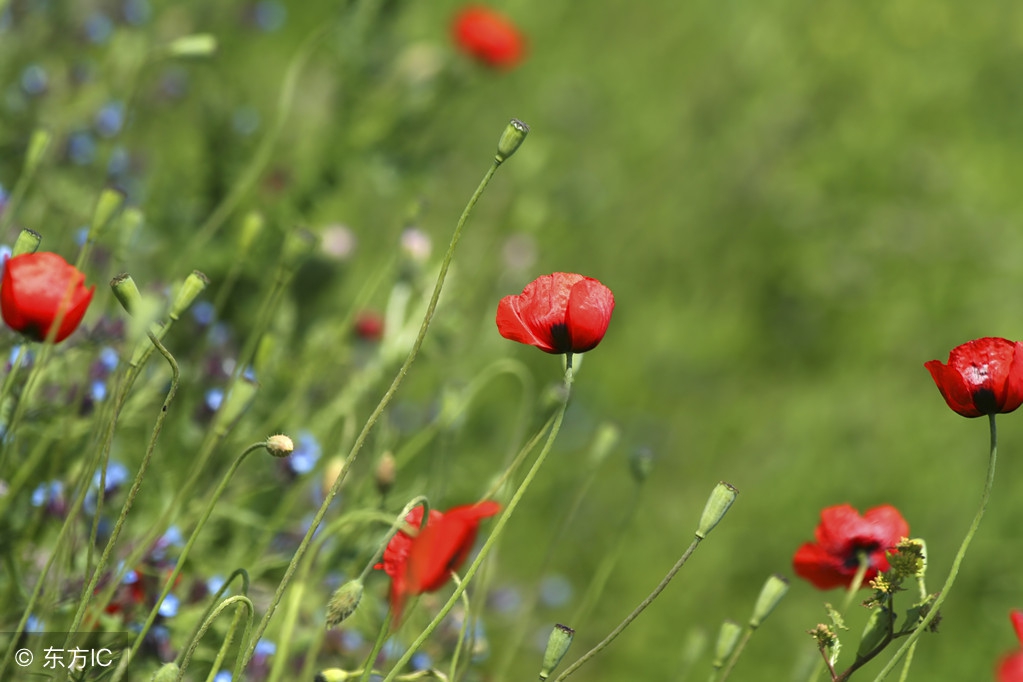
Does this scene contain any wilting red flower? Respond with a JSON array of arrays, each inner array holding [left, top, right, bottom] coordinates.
[[452, 5, 526, 70], [925, 337, 1023, 418], [1, 252, 94, 343], [496, 272, 615, 354], [376, 501, 500, 623], [998, 610, 1023, 682], [793, 504, 909, 590]]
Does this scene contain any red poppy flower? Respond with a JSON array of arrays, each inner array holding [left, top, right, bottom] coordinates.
[[925, 337, 1023, 418], [452, 5, 526, 70], [496, 272, 615, 355], [792, 504, 909, 590], [376, 501, 500, 623], [1, 252, 94, 343], [998, 610, 1023, 682]]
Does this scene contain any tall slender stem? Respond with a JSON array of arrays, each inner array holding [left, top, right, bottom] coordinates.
[[238, 156, 505, 671], [871, 413, 999, 681]]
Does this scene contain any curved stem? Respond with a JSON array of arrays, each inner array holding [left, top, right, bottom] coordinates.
[[239, 157, 505, 672], [553, 535, 704, 682], [871, 413, 999, 681], [125, 441, 266, 665]]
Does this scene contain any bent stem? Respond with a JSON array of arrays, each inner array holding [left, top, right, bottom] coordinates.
[[553, 534, 704, 682], [238, 155, 506, 672], [379, 369, 574, 682], [871, 413, 999, 682]]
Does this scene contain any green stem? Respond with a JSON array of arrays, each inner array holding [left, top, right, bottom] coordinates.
[[359, 612, 393, 682], [238, 156, 506, 672], [380, 371, 573, 682], [553, 534, 703, 682], [125, 442, 266, 665], [870, 413, 999, 681], [66, 333, 179, 638]]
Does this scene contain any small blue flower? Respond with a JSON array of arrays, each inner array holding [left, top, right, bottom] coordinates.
[[158, 593, 179, 618], [205, 388, 224, 411], [31, 481, 62, 507], [68, 133, 96, 165], [289, 432, 321, 474], [90, 380, 107, 402], [213, 672, 232, 682], [207, 575, 226, 594], [191, 301, 215, 326], [84, 12, 113, 44], [75, 226, 90, 246], [122, 0, 151, 25], [95, 101, 125, 137], [411, 652, 432, 671], [21, 64, 48, 96], [340, 629, 364, 651], [254, 639, 276, 657], [253, 0, 286, 32], [99, 346, 120, 373], [25, 614, 45, 632]]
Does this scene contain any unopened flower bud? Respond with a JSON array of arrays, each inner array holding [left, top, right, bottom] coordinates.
[[539, 623, 574, 680], [169, 271, 210, 320], [588, 422, 620, 468], [12, 229, 41, 257], [150, 662, 181, 682], [110, 273, 142, 315], [712, 620, 742, 669], [495, 118, 529, 163], [695, 482, 738, 539], [166, 34, 218, 58], [239, 211, 264, 252], [91, 187, 125, 236], [24, 128, 52, 176], [750, 574, 789, 628], [325, 579, 363, 628], [322, 456, 345, 500], [265, 434, 294, 458], [314, 670, 350, 682], [375, 452, 396, 496]]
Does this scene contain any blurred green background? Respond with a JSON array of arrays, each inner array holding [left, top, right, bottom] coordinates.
[[4, 0, 1023, 679]]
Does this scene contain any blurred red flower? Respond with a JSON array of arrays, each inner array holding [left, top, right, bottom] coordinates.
[[793, 504, 909, 590], [496, 272, 615, 354], [1, 252, 94, 343], [376, 501, 500, 623], [998, 610, 1023, 682], [925, 337, 1023, 418], [452, 5, 526, 70], [353, 310, 384, 342]]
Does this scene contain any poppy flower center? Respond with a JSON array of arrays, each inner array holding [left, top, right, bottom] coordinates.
[[971, 387, 998, 414], [549, 322, 571, 353], [843, 541, 880, 569]]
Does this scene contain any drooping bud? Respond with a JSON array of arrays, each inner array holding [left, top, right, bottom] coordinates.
[[495, 118, 529, 164], [12, 229, 41, 257], [712, 620, 743, 669], [265, 434, 294, 458], [169, 270, 210, 320], [325, 579, 364, 628], [695, 482, 738, 539], [750, 574, 789, 628], [539, 623, 574, 681]]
